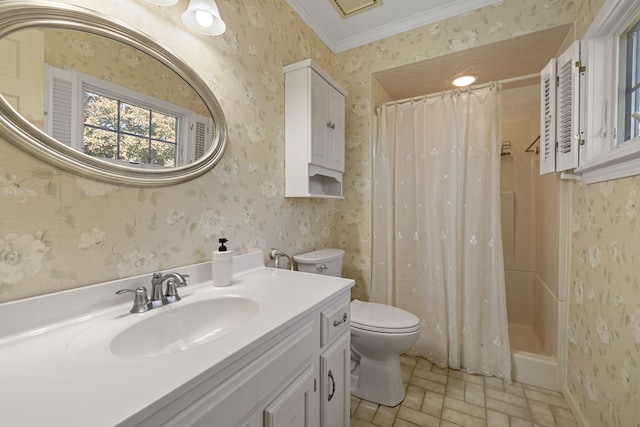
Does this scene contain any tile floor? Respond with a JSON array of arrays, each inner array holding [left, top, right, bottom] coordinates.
[[350, 355, 578, 427]]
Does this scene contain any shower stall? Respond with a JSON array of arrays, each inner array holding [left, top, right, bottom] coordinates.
[[500, 84, 567, 391], [370, 77, 569, 391]]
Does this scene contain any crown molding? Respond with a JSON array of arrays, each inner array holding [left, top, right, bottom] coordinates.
[[286, 0, 503, 53]]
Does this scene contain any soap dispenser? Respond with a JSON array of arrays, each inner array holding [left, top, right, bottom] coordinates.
[[212, 238, 233, 287]]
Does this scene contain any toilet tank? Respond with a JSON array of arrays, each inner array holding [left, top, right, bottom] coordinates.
[[293, 248, 344, 277]]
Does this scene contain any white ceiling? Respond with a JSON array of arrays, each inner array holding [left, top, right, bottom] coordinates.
[[374, 24, 572, 99], [285, 0, 504, 52]]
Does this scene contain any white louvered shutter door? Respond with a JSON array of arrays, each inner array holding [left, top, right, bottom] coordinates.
[[555, 41, 581, 172], [193, 115, 212, 161], [540, 58, 557, 175], [44, 65, 80, 149]]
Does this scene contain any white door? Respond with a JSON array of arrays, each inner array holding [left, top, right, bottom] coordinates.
[[327, 85, 345, 172], [0, 29, 45, 128], [310, 70, 331, 169], [540, 58, 557, 175], [555, 40, 582, 172]]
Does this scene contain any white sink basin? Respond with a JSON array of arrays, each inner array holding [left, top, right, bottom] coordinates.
[[108, 297, 259, 359]]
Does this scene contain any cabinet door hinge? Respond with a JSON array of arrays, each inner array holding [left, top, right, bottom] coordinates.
[[314, 378, 317, 392], [575, 61, 586, 73]]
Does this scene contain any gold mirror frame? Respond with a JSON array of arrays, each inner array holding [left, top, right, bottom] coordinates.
[[0, 1, 228, 187]]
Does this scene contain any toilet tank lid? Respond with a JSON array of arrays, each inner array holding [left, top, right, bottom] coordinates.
[[351, 299, 420, 329], [293, 248, 344, 264]]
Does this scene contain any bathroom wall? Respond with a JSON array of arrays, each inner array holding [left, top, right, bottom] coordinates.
[[534, 162, 562, 356], [0, 0, 577, 303], [0, 0, 340, 302], [43, 28, 210, 116], [561, 0, 640, 425], [4, 0, 635, 424], [332, 0, 578, 299], [568, 177, 640, 426], [499, 84, 561, 357], [501, 85, 539, 328]]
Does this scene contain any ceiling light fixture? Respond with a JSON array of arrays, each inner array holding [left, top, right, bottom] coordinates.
[[452, 75, 477, 87], [181, 0, 226, 36]]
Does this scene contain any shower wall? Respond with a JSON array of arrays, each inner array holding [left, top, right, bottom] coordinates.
[[501, 84, 561, 361]]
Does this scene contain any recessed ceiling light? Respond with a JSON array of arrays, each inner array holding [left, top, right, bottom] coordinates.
[[452, 75, 477, 87]]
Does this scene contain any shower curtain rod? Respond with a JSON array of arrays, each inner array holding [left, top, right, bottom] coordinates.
[[376, 72, 539, 109]]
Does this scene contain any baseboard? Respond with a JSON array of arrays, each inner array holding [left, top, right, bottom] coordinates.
[[562, 383, 590, 427]]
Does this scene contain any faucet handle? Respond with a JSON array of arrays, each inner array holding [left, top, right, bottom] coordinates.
[[116, 286, 151, 313], [164, 278, 184, 302]]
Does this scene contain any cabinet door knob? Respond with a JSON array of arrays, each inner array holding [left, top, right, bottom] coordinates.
[[326, 121, 335, 130], [327, 370, 336, 401]]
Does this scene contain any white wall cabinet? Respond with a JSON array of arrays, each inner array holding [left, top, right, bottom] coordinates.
[[284, 59, 348, 198], [540, 40, 586, 175]]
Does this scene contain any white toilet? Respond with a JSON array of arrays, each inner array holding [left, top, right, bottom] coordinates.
[[294, 248, 422, 407]]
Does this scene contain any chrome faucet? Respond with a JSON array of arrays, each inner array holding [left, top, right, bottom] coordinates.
[[150, 272, 170, 308], [116, 271, 188, 313], [269, 248, 293, 270], [150, 272, 189, 307]]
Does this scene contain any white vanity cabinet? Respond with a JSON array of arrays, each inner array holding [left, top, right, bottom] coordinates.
[[284, 59, 348, 199], [161, 321, 318, 427], [0, 253, 355, 427], [155, 291, 351, 427]]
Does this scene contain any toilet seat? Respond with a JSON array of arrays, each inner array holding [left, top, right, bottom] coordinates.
[[351, 300, 421, 334]]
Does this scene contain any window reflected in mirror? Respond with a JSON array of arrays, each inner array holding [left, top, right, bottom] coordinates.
[[0, 1, 227, 186]]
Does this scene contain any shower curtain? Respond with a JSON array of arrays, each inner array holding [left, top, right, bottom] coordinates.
[[372, 85, 511, 381]]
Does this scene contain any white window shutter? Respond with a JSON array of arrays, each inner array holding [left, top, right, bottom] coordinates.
[[584, 36, 616, 161], [540, 58, 557, 175], [555, 41, 581, 172], [193, 116, 209, 160], [44, 65, 80, 149], [578, 40, 588, 167], [180, 114, 213, 165], [45, 66, 73, 146]]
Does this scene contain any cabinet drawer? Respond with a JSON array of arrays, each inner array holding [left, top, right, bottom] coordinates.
[[321, 300, 350, 347]]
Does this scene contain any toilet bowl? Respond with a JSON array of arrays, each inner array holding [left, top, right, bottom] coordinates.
[[293, 248, 422, 407], [350, 299, 421, 406]]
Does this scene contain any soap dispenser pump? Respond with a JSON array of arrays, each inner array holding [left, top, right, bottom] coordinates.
[[212, 238, 233, 287]]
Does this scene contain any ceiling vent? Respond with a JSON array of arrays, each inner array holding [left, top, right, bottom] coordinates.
[[330, 0, 382, 17]]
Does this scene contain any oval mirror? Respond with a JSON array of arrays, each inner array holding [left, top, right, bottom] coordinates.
[[0, 1, 227, 187]]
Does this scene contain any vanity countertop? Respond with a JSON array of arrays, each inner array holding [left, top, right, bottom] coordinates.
[[0, 251, 354, 426]]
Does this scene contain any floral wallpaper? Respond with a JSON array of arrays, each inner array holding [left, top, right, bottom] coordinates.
[[42, 28, 209, 117], [569, 177, 640, 426], [4, 0, 636, 425], [332, 0, 578, 299], [0, 0, 339, 302], [0, 0, 577, 303], [561, 1, 640, 426]]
